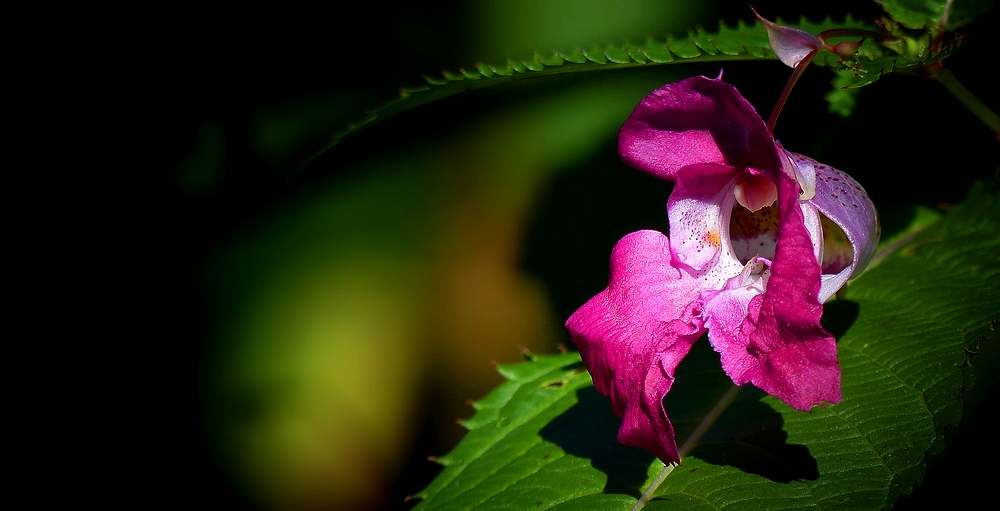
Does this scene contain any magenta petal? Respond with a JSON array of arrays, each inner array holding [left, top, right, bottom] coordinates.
[[618, 76, 781, 181], [712, 168, 841, 410], [746, 170, 840, 409], [565, 230, 705, 464], [577, 74, 865, 464]]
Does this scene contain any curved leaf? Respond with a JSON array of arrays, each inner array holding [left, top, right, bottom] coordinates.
[[299, 16, 959, 174], [410, 180, 999, 510]]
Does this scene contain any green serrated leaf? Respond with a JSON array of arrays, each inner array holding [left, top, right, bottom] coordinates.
[[507, 59, 528, 73], [411, 351, 602, 508], [581, 46, 608, 64], [624, 42, 649, 64], [299, 16, 961, 175], [664, 35, 702, 58], [536, 52, 565, 67], [411, 180, 1000, 510], [491, 63, 515, 76], [558, 49, 588, 64], [603, 44, 632, 64]]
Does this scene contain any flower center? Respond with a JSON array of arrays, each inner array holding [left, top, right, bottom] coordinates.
[[729, 203, 779, 265]]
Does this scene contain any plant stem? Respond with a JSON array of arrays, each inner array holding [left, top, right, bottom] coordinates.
[[766, 53, 815, 137], [630, 463, 676, 511], [630, 385, 743, 511], [934, 68, 1000, 136]]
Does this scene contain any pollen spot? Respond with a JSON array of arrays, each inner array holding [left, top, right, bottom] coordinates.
[[704, 230, 721, 248]]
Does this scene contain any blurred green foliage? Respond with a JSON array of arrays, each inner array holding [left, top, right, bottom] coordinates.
[[194, 2, 719, 509], [462, 0, 716, 64]]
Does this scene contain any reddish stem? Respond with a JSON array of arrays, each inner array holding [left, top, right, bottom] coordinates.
[[766, 51, 816, 136]]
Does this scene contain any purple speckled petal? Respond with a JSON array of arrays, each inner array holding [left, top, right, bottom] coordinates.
[[667, 163, 739, 272], [619, 76, 782, 181], [789, 149, 817, 200], [565, 230, 706, 464], [792, 152, 880, 301]]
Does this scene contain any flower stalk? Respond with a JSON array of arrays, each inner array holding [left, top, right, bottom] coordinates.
[[934, 67, 1000, 137], [766, 52, 814, 136], [630, 384, 744, 511], [755, 9, 893, 136]]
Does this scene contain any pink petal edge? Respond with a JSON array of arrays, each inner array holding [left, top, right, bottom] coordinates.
[[566, 230, 705, 463], [618, 76, 781, 182]]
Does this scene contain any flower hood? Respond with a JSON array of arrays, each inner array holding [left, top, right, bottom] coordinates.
[[566, 75, 879, 464]]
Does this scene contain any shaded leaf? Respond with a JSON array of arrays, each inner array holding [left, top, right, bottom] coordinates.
[[876, 0, 996, 30]]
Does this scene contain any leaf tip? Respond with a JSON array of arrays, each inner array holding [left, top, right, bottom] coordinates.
[[427, 454, 452, 467], [520, 346, 537, 361]]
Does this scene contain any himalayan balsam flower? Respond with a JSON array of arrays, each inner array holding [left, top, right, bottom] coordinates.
[[565, 75, 879, 465]]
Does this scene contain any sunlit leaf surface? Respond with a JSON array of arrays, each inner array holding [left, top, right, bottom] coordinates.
[[411, 181, 999, 510]]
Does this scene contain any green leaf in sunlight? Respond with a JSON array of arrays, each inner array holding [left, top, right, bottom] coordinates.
[[410, 180, 999, 510], [300, 15, 960, 175]]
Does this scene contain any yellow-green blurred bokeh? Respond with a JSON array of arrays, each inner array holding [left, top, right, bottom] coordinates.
[[196, 1, 715, 509]]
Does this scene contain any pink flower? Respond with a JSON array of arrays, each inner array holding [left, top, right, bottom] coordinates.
[[565, 75, 879, 465]]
